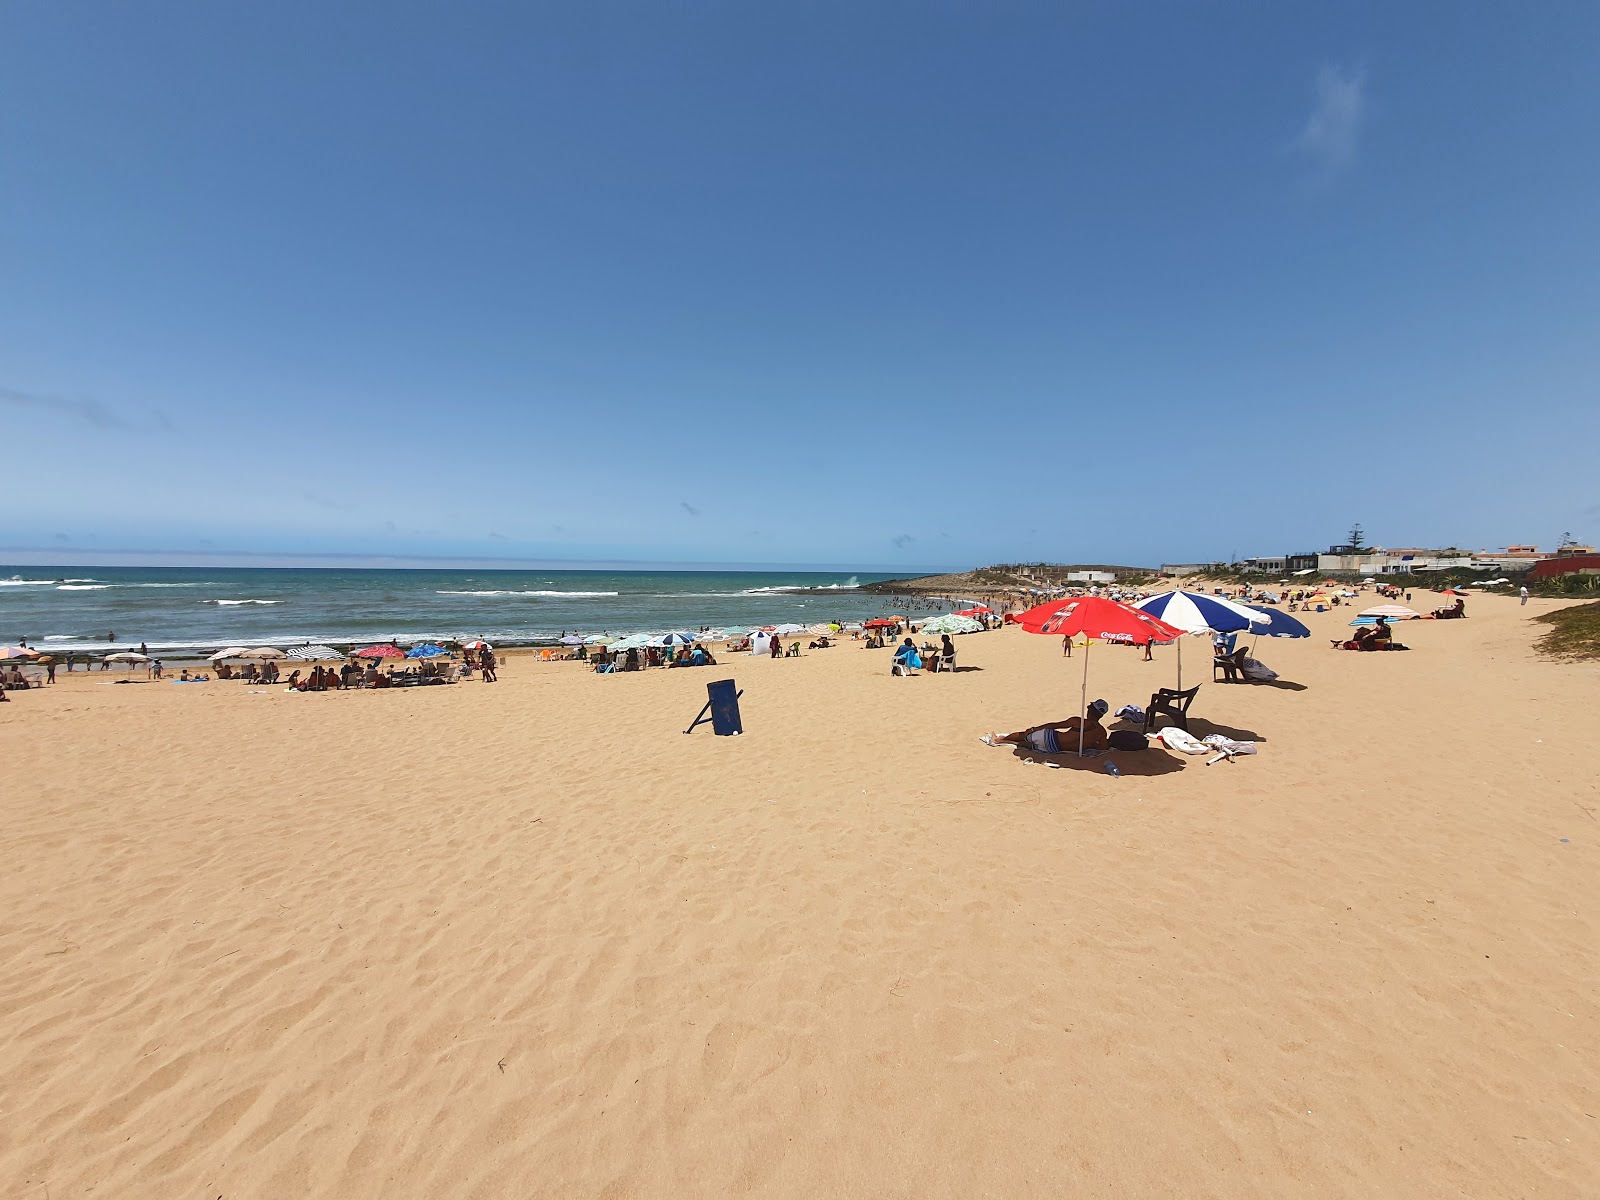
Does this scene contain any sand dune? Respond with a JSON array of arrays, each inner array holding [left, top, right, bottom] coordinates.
[[3, 592, 1596, 1197]]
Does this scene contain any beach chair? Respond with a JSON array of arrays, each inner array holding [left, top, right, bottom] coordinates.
[[1212, 648, 1247, 683], [1143, 685, 1199, 732], [939, 649, 956, 673]]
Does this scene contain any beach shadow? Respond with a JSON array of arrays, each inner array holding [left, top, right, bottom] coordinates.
[[1007, 746, 1188, 776], [1181, 718, 1268, 743], [947, 665, 985, 673]]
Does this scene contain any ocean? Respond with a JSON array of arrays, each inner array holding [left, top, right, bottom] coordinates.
[[0, 566, 954, 653]]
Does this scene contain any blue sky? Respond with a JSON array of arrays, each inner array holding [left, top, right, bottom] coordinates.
[[3, 2, 1597, 570]]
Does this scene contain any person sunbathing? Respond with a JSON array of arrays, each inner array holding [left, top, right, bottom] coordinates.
[[1432, 597, 1466, 619], [984, 700, 1110, 753]]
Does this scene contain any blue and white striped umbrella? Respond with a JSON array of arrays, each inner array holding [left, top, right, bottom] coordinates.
[[1134, 590, 1269, 634], [1244, 606, 1310, 638], [1134, 590, 1268, 688]]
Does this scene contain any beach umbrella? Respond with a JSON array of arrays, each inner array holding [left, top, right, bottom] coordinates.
[[208, 646, 251, 661], [0, 646, 42, 660], [955, 606, 991, 616], [353, 644, 406, 658], [1359, 605, 1421, 620], [558, 635, 586, 646], [404, 644, 449, 658], [1014, 597, 1183, 756], [863, 618, 898, 629], [105, 652, 150, 663], [237, 647, 286, 659], [1135, 589, 1270, 688], [772, 623, 805, 635], [287, 645, 341, 661], [920, 615, 983, 635], [459, 639, 493, 650], [650, 632, 697, 646], [1244, 606, 1311, 639]]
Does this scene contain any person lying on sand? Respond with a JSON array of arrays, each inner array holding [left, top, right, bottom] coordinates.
[[983, 700, 1110, 753]]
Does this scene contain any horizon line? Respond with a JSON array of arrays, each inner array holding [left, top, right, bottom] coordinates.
[[0, 547, 960, 574]]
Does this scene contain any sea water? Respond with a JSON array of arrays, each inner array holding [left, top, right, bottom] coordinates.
[[0, 567, 944, 653]]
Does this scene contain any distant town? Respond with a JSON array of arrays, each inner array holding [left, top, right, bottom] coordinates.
[[1164, 528, 1597, 582]]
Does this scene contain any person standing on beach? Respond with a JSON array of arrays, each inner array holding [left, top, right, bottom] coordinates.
[[480, 646, 497, 682], [140, 642, 148, 657], [1520, 585, 1529, 606]]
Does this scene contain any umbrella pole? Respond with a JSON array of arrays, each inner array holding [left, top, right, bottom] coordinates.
[[1079, 638, 1090, 757], [1176, 637, 1182, 691]]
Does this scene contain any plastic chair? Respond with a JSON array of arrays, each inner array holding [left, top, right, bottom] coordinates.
[[1143, 685, 1199, 731]]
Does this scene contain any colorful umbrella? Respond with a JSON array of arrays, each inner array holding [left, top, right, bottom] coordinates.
[[459, 639, 493, 650], [1014, 597, 1182, 756], [354, 644, 406, 658], [0, 646, 42, 660], [405, 644, 449, 658]]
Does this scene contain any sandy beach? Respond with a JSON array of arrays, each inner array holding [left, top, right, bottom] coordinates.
[[2, 591, 1596, 1198]]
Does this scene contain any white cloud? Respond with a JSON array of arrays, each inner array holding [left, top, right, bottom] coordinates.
[[1294, 64, 1368, 182]]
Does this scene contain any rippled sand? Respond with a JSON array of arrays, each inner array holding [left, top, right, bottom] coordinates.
[[2, 592, 1596, 1197]]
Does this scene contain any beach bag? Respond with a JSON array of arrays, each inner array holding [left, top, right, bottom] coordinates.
[[1108, 730, 1147, 752]]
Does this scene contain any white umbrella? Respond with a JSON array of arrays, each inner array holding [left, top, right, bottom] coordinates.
[[208, 646, 251, 661], [237, 647, 286, 659], [105, 652, 150, 663], [1359, 605, 1421, 620], [772, 623, 805, 635]]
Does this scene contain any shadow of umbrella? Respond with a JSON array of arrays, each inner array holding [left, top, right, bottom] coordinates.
[[1007, 746, 1189, 776], [1182, 718, 1268, 743]]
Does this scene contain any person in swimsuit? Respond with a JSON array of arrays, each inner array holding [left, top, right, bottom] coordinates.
[[985, 700, 1110, 753]]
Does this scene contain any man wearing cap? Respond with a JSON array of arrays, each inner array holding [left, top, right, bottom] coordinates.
[[984, 699, 1110, 754]]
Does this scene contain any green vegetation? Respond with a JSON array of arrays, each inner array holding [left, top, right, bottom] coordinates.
[[1533, 601, 1600, 660]]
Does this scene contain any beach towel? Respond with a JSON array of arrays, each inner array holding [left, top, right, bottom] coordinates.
[[1202, 734, 1258, 765], [1149, 728, 1208, 755], [1114, 703, 1145, 723], [1240, 656, 1278, 682]]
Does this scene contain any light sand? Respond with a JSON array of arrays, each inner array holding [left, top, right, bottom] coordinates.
[[3, 592, 1597, 1197]]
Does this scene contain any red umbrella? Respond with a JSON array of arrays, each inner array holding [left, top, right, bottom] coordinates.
[[1014, 597, 1182, 756], [955, 606, 991, 617], [1014, 596, 1182, 643], [863, 618, 898, 628], [353, 644, 406, 658]]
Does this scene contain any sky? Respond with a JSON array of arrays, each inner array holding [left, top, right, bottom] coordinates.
[[3, 2, 1598, 571]]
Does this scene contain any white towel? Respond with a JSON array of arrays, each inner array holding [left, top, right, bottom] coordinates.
[[1150, 728, 1208, 754]]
